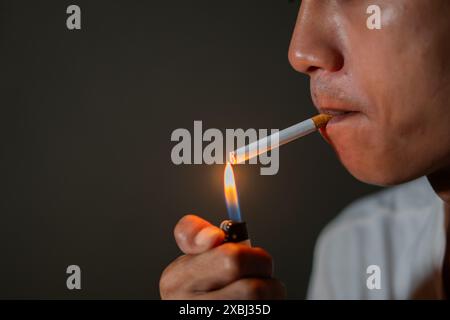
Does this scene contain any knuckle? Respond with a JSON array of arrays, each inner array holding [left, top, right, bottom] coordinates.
[[253, 247, 273, 274], [241, 279, 267, 300], [159, 266, 173, 298], [219, 244, 246, 279], [254, 247, 272, 262], [159, 255, 188, 299]]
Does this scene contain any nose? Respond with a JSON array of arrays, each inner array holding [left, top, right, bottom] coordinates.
[[288, 0, 344, 75]]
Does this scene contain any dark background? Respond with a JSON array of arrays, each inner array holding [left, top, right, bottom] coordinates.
[[0, 0, 379, 299]]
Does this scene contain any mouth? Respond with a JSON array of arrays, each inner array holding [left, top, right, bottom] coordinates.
[[311, 89, 365, 128], [319, 108, 361, 125], [320, 109, 353, 116], [312, 93, 361, 117], [316, 108, 361, 145]]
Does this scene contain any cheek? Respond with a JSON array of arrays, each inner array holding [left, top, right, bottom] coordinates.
[[327, 115, 411, 185], [329, 108, 449, 186]]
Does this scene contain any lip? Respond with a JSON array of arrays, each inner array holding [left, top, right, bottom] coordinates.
[[326, 111, 360, 126], [316, 106, 361, 126], [316, 104, 360, 114], [318, 109, 362, 145], [311, 89, 365, 129], [312, 92, 361, 114]]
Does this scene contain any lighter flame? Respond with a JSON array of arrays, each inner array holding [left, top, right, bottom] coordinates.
[[224, 162, 242, 221]]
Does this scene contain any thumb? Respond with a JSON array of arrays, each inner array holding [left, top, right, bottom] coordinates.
[[174, 215, 225, 254]]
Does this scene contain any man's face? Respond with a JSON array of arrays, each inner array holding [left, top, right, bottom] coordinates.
[[289, 0, 450, 186]]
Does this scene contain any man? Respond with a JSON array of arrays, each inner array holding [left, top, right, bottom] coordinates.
[[159, 0, 450, 299]]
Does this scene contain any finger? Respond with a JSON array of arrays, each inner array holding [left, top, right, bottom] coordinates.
[[197, 278, 286, 300], [174, 215, 225, 255], [180, 243, 273, 293], [160, 255, 190, 299]]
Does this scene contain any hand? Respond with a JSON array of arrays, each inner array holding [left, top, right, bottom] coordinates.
[[159, 215, 286, 299]]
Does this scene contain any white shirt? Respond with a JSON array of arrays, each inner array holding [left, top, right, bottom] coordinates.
[[307, 177, 446, 299]]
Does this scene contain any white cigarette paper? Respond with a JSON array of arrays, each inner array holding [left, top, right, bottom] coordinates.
[[229, 114, 332, 164]]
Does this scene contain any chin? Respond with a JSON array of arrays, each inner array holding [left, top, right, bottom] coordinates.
[[325, 123, 430, 186], [346, 165, 411, 187], [334, 147, 422, 187]]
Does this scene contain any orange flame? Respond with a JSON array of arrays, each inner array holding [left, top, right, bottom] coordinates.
[[224, 162, 241, 221]]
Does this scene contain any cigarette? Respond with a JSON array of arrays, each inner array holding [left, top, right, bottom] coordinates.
[[229, 114, 332, 164]]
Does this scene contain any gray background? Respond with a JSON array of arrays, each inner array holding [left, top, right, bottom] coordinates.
[[0, 0, 379, 298]]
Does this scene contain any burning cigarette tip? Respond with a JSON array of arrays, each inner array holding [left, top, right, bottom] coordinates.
[[229, 153, 237, 165]]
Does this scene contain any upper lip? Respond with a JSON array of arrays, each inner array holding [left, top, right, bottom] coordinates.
[[312, 95, 360, 115], [310, 81, 362, 115]]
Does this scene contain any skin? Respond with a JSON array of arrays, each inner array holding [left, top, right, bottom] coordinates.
[[289, 0, 450, 186], [159, 215, 286, 299], [160, 0, 450, 299]]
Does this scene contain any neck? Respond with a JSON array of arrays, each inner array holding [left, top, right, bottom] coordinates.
[[427, 166, 450, 299]]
